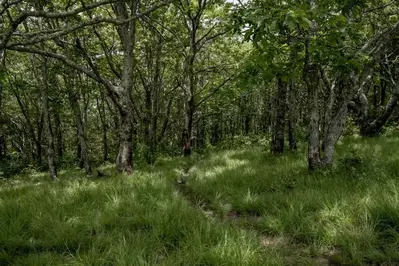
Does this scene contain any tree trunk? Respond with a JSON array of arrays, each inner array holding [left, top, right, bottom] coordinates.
[[112, 0, 137, 174], [288, 120, 297, 151], [0, 135, 5, 159], [145, 33, 162, 164], [181, 101, 195, 157], [36, 113, 43, 165], [182, 100, 194, 156], [144, 89, 156, 164], [381, 67, 387, 106], [244, 114, 250, 135], [41, 57, 57, 180], [102, 120, 108, 162], [97, 92, 108, 162], [357, 90, 370, 130], [54, 112, 63, 161], [181, 12, 197, 157], [68, 90, 91, 175], [320, 72, 336, 152], [196, 115, 206, 149], [0, 80, 3, 159], [76, 127, 83, 167], [306, 65, 371, 171], [287, 80, 297, 151], [373, 84, 378, 108], [14, 90, 43, 165], [271, 77, 288, 154], [158, 95, 173, 145], [305, 64, 322, 170], [182, 128, 191, 156], [106, 98, 119, 155], [116, 108, 133, 174], [361, 86, 399, 136], [149, 113, 157, 163], [322, 104, 349, 166]]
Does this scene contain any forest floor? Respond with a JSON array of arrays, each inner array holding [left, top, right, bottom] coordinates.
[[1, 134, 399, 265]]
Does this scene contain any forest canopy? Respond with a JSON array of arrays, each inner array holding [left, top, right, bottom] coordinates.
[[0, 0, 398, 177], [2, 1, 399, 265]]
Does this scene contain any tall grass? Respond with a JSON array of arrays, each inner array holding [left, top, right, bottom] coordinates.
[[0, 158, 275, 265], [1, 134, 399, 265], [187, 134, 399, 265]]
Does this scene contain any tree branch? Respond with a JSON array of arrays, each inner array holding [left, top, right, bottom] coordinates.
[[196, 76, 233, 107], [363, 0, 399, 14], [24, 0, 118, 19], [5, 0, 173, 48]]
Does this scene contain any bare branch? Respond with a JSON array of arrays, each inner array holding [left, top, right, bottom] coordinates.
[[0, 0, 23, 17], [9, 45, 98, 80], [4, 0, 173, 49], [196, 76, 233, 107], [198, 28, 231, 51], [363, 0, 399, 14], [24, 0, 118, 19]]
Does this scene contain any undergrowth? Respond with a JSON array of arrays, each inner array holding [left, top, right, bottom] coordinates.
[[1, 133, 399, 265], [187, 134, 399, 265]]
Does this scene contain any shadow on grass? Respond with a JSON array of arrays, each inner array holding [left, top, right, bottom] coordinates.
[[184, 136, 399, 265], [0, 156, 277, 266], [2, 135, 399, 265]]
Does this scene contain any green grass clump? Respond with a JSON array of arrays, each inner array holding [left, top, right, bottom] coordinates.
[[0, 157, 275, 266], [187, 134, 399, 265], [1, 134, 399, 265]]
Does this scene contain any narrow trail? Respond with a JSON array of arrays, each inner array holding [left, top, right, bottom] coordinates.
[[174, 162, 338, 266]]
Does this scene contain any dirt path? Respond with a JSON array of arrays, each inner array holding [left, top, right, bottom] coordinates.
[[174, 163, 338, 266]]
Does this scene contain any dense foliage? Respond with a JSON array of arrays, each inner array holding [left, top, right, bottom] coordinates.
[[0, 0, 398, 176], [0, 0, 399, 264]]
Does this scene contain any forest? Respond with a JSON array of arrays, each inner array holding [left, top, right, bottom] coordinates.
[[0, 0, 399, 265]]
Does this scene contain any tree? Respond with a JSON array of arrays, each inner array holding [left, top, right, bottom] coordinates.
[[2, 0, 172, 175], [174, 0, 234, 155], [235, 0, 399, 169]]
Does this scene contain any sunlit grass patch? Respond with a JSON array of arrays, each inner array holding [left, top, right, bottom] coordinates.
[[1, 135, 399, 265], [185, 135, 399, 265], [0, 154, 275, 265]]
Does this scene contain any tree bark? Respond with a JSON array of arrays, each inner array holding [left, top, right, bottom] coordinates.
[[13, 89, 43, 164], [36, 113, 43, 165], [360, 84, 399, 136], [287, 80, 297, 151], [116, 107, 133, 174], [41, 57, 57, 180], [76, 127, 83, 167], [112, 0, 138, 174], [182, 94, 194, 156], [305, 64, 322, 170], [68, 90, 92, 175], [178, 2, 229, 156], [271, 76, 288, 154], [144, 89, 154, 164], [0, 79, 5, 159], [2, 0, 171, 175], [322, 104, 348, 166], [182, 61, 195, 156], [0, 80, 3, 159], [97, 92, 108, 162], [158, 95, 173, 144], [0, 135, 5, 159], [54, 112, 63, 161], [288, 120, 296, 151]]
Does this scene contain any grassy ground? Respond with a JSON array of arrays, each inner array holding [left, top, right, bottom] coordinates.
[[1, 134, 399, 265]]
